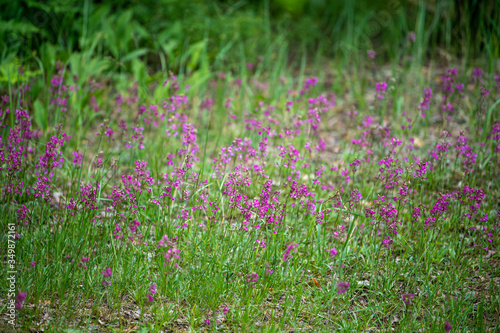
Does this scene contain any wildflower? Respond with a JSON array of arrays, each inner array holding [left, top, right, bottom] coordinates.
[[247, 272, 259, 283], [349, 189, 363, 203], [257, 239, 266, 248], [382, 238, 394, 246], [72, 151, 83, 167], [444, 321, 452, 332], [401, 293, 414, 305], [220, 303, 229, 315], [375, 82, 388, 99], [418, 88, 432, 118], [367, 50, 376, 59], [17, 206, 29, 225], [204, 311, 213, 326], [100, 268, 112, 285], [407, 31, 416, 42], [337, 282, 350, 294], [79, 257, 89, 269], [29, 261, 36, 268], [472, 68, 483, 80], [441, 68, 458, 93], [480, 88, 490, 97], [282, 242, 298, 261], [328, 247, 338, 259], [15, 291, 27, 309], [149, 284, 157, 294]]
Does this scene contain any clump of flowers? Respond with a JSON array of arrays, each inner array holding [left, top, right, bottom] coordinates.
[[246, 272, 259, 288], [15, 291, 27, 309], [375, 82, 388, 99], [282, 242, 298, 261], [101, 268, 112, 286], [147, 284, 157, 302], [328, 247, 338, 259], [337, 282, 350, 294], [157, 235, 181, 267], [401, 293, 415, 305]]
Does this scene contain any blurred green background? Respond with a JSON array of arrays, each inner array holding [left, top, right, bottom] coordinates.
[[1, 0, 499, 73]]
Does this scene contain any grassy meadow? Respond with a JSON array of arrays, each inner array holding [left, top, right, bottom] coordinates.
[[1, 0, 500, 332]]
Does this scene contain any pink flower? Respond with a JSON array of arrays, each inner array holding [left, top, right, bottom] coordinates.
[[29, 261, 36, 268], [282, 242, 298, 261], [401, 293, 414, 305], [72, 151, 83, 167], [407, 31, 416, 42], [247, 272, 259, 283], [149, 284, 157, 294], [337, 282, 349, 294], [203, 311, 213, 326], [375, 82, 388, 99], [15, 291, 27, 309], [101, 268, 112, 278], [220, 303, 229, 315], [328, 248, 338, 258]]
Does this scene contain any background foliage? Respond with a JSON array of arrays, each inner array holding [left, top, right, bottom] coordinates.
[[2, 0, 499, 73]]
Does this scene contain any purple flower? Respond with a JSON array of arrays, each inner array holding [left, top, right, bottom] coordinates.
[[15, 291, 27, 309], [481, 88, 490, 97], [247, 272, 259, 283], [17, 206, 29, 225], [444, 321, 452, 332], [350, 189, 363, 203], [407, 31, 416, 42], [203, 311, 213, 326], [29, 261, 36, 268], [101, 267, 112, 278], [337, 282, 350, 294], [375, 82, 388, 99], [382, 238, 394, 247], [282, 242, 298, 261], [472, 68, 483, 79], [265, 263, 274, 275], [149, 284, 157, 294], [367, 50, 376, 59], [328, 247, 338, 259], [220, 303, 229, 315], [401, 293, 414, 305], [72, 151, 83, 167], [418, 88, 432, 117]]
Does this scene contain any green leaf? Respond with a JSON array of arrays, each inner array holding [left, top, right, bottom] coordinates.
[[33, 99, 47, 131], [121, 49, 148, 63]]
